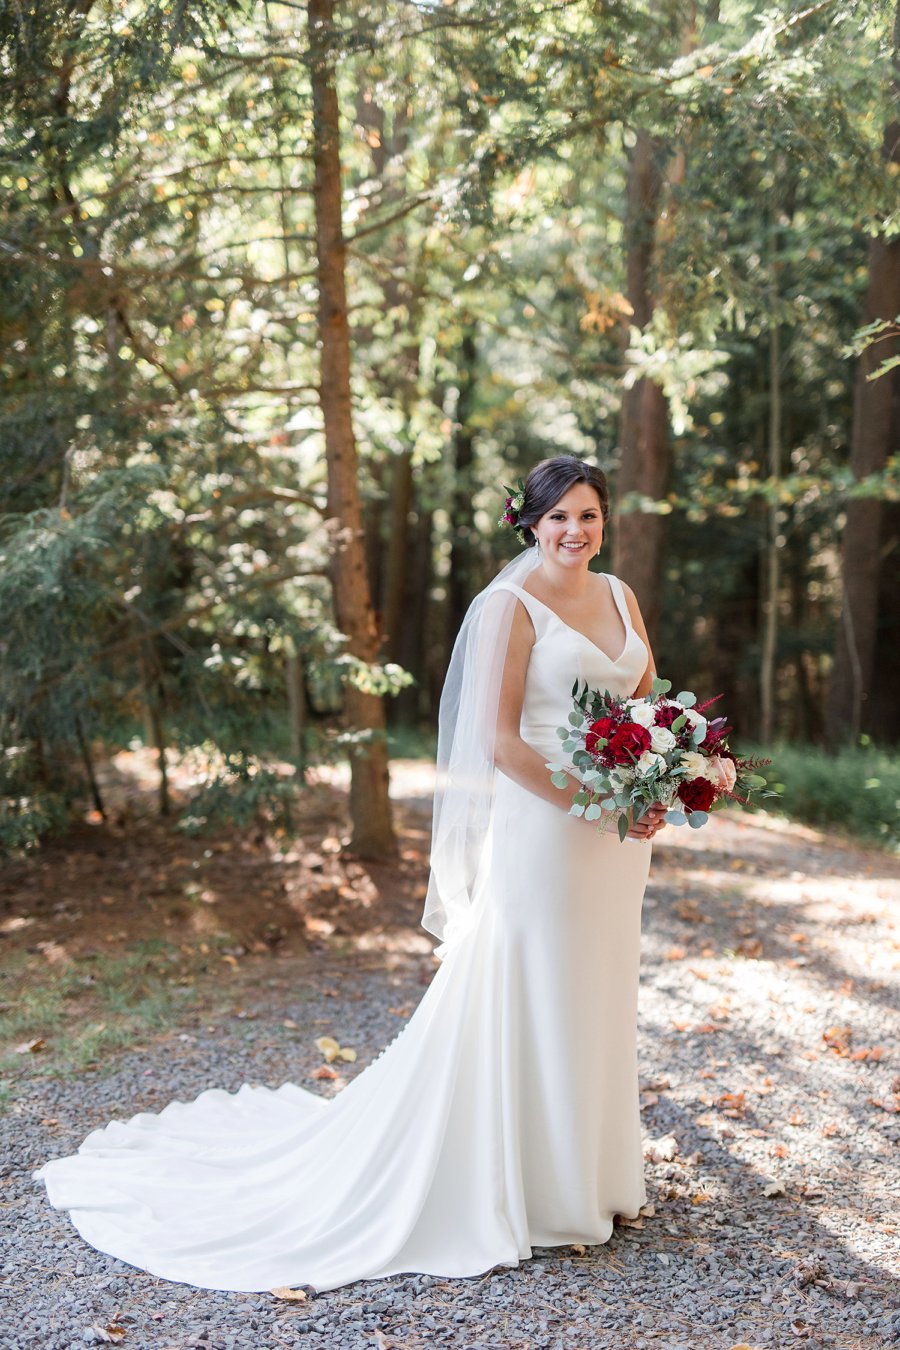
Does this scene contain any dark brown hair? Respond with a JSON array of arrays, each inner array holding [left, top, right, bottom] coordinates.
[[518, 456, 610, 547]]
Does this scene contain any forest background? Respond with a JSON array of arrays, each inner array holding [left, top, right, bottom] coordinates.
[[1, 0, 898, 863]]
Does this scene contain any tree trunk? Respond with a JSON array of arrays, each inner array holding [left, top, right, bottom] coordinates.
[[760, 322, 782, 744], [830, 8, 900, 742], [447, 327, 477, 648], [612, 130, 670, 646], [308, 0, 396, 857]]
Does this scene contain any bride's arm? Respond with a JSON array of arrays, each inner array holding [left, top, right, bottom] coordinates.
[[493, 600, 659, 839], [492, 602, 572, 811], [620, 580, 658, 699], [621, 581, 668, 835]]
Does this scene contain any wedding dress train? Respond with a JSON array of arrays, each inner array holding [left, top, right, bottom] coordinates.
[[35, 573, 652, 1293]]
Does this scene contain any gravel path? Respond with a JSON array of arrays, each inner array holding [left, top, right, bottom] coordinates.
[[3, 798, 899, 1350]]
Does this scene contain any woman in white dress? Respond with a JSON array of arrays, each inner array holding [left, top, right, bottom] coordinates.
[[34, 455, 667, 1293]]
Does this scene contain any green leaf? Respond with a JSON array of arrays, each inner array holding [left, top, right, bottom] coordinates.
[[569, 803, 586, 817], [572, 790, 589, 806], [617, 813, 629, 842], [664, 810, 687, 826], [556, 726, 569, 740], [651, 676, 672, 695], [687, 810, 709, 829], [568, 711, 582, 727], [670, 714, 687, 732], [585, 803, 603, 821], [676, 690, 696, 708], [545, 762, 565, 772], [550, 771, 570, 789]]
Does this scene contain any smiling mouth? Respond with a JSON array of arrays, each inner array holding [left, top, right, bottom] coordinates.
[[561, 542, 587, 550]]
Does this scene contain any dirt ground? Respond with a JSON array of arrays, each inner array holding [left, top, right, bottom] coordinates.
[[2, 756, 899, 1350]]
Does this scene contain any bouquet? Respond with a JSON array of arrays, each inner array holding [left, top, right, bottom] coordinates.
[[545, 675, 776, 841]]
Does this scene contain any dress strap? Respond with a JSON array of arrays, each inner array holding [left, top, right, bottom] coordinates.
[[603, 574, 633, 632], [493, 581, 548, 635]]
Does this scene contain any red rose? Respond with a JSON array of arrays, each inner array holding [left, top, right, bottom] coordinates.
[[677, 777, 716, 812], [654, 703, 681, 729], [586, 715, 616, 754], [607, 721, 651, 766]]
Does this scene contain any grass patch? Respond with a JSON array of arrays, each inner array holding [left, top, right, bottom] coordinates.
[[744, 741, 900, 851], [0, 939, 223, 1098]]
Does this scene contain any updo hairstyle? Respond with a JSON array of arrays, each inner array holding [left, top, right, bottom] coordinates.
[[517, 456, 610, 548]]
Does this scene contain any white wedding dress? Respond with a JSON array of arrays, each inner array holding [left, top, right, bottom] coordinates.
[[35, 573, 652, 1293]]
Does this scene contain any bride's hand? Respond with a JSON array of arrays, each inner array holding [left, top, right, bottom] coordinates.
[[625, 802, 667, 841]]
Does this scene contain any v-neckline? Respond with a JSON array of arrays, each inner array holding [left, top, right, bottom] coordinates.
[[511, 575, 635, 666]]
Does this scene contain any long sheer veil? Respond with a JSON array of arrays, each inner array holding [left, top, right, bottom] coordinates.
[[422, 547, 541, 958]]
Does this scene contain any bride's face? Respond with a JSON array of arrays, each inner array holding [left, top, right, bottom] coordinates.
[[532, 482, 604, 565]]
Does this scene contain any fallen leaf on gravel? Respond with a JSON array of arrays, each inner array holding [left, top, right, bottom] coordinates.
[[792, 1254, 828, 1287], [282, 1018, 300, 1030], [664, 946, 687, 960], [269, 1287, 308, 1301], [789, 1319, 814, 1338], [787, 1111, 805, 1126], [312, 1065, 339, 1080], [644, 1135, 677, 1163], [868, 1096, 900, 1114], [571, 1243, 587, 1255], [314, 1035, 357, 1063], [14, 1037, 46, 1054], [822, 1025, 852, 1055], [717, 1091, 747, 1118], [762, 1180, 786, 1197], [849, 1046, 884, 1061], [640, 1091, 659, 1109], [373, 1331, 391, 1349], [726, 1345, 761, 1350], [82, 1326, 126, 1344]]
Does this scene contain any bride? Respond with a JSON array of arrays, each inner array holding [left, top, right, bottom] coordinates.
[[35, 454, 667, 1293]]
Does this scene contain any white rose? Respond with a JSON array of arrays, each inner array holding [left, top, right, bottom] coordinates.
[[627, 702, 655, 728], [636, 750, 666, 777], [650, 725, 676, 753], [680, 750, 712, 782], [683, 708, 708, 740]]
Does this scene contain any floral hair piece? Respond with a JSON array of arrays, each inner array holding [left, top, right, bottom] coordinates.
[[498, 478, 527, 545]]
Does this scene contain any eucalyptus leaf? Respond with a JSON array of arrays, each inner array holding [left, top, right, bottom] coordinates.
[[569, 803, 586, 817], [585, 803, 603, 821], [664, 810, 687, 825], [651, 676, 672, 695], [676, 691, 696, 707], [670, 714, 687, 732], [550, 771, 570, 789], [687, 811, 709, 829], [568, 711, 582, 727]]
